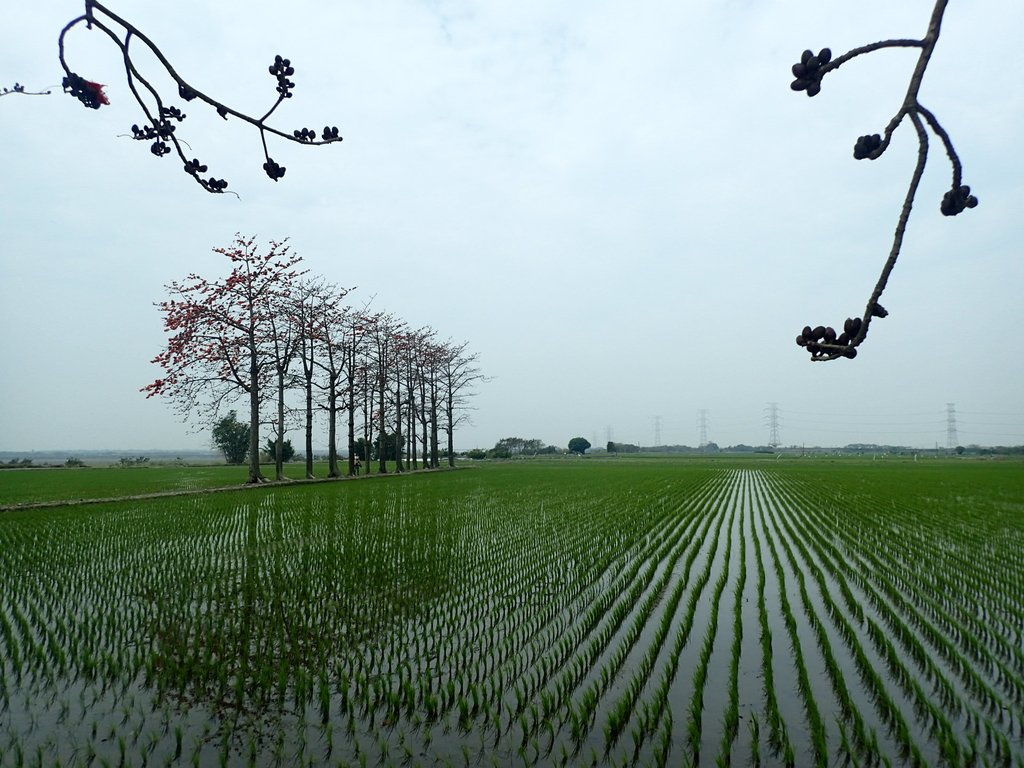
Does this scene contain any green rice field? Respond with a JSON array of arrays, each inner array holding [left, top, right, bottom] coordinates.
[[1, 458, 1022, 766]]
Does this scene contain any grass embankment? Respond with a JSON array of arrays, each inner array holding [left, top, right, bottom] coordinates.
[[0, 461, 419, 508]]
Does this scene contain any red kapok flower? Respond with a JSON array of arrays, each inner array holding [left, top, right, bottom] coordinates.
[[84, 81, 109, 105]]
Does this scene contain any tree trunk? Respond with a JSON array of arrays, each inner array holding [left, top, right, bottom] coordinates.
[[304, 368, 314, 479], [418, 376, 429, 469], [362, 372, 372, 475], [409, 396, 417, 470], [347, 376, 356, 476], [247, 339, 264, 484], [377, 374, 388, 474], [445, 398, 455, 468], [429, 382, 440, 469], [395, 383, 404, 473], [275, 367, 286, 481], [327, 382, 340, 478]]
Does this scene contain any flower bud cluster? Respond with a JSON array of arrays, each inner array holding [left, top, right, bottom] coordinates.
[[796, 316, 864, 359], [940, 184, 978, 216], [790, 48, 831, 97], [853, 133, 882, 160], [62, 72, 108, 109], [131, 120, 176, 141], [263, 158, 286, 180], [293, 127, 317, 142], [161, 105, 186, 122], [269, 55, 295, 98]]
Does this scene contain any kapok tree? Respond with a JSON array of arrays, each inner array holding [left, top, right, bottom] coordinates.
[[790, 0, 976, 361], [264, 284, 306, 482], [363, 312, 405, 474], [438, 340, 484, 468], [57, 1, 342, 193], [143, 234, 304, 483], [303, 282, 357, 479]]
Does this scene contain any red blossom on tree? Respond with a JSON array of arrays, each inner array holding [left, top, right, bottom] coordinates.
[[84, 81, 109, 105], [143, 234, 305, 484]]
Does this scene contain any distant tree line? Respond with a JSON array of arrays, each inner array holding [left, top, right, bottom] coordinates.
[[463, 436, 599, 459], [462, 437, 562, 460], [145, 235, 483, 483], [606, 441, 640, 454]]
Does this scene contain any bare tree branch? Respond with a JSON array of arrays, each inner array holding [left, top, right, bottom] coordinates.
[[791, 0, 977, 361], [58, 0, 342, 194], [1, 82, 53, 98]]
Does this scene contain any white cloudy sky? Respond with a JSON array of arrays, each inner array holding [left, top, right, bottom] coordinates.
[[2, 0, 1022, 452]]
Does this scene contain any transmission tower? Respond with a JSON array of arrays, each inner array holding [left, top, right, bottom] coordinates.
[[946, 403, 958, 449], [698, 409, 709, 448], [653, 416, 662, 447], [764, 402, 781, 448]]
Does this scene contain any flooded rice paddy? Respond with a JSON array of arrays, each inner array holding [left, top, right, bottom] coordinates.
[[0, 460, 1022, 766]]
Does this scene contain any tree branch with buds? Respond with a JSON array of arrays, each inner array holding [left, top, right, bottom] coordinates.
[[1, 82, 53, 98], [58, 0, 342, 194], [790, 0, 975, 361]]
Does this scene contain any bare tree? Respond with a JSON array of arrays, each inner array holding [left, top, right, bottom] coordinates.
[[310, 289, 359, 478], [265, 287, 306, 482], [438, 341, 484, 468], [791, 0, 976, 361]]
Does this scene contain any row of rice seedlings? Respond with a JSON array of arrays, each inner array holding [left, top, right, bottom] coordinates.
[[595, 490, 722, 755], [684, 499, 737, 765], [358, 469, 705, 756], [4, 479, 452, 761], [619, 475, 735, 766], [557, 501, 702, 748], [759, 477, 927, 766], [827, 473, 1024, 682], [602, 494, 725, 764], [490, 470, 729, 758], [745, 480, 793, 763], [714, 483, 747, 768], [794, 475, 1019, 733], [811, 490, 1018, 724], [798, 539, 967, 761], [500, 489, 689, 742], [774, 474, 986, 765], [757, 497, 829, 767], [883, 488, 1024, 623], [914, 537, 1024, 667], [506, 491, 689, 705], [773, 471, 1024, 764], [849, 494, 1024, 713]]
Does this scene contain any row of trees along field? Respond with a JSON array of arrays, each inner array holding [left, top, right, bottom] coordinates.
[[143, 235, 483, 484]]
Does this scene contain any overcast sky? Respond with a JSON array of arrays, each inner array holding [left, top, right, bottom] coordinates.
[[2, 0, 1022, 453]]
